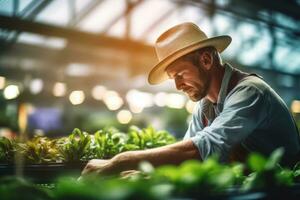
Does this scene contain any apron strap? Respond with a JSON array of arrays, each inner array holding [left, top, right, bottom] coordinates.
[[226, 69, 254, 162]]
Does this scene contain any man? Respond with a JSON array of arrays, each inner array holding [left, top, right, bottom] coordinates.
[[82, 22, 300, 176]]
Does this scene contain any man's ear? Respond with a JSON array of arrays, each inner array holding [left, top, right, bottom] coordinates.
[[199, 51, 213, 70]]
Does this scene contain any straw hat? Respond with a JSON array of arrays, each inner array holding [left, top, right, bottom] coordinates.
[[148, 22, 232, 85]]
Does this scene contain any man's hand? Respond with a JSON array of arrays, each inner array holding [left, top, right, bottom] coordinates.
[[80, 139, 200, 178], [81, 159, 113, 176], [120, 170, 142, 179]]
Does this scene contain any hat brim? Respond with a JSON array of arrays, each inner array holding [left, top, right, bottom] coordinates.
[[148, 35, 232, 85]]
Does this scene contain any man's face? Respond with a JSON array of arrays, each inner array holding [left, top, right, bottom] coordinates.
[[166, 54, 211, 102]]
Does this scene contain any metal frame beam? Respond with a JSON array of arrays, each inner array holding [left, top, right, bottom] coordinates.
[[6, 0, 53, 46], [0, 40, 155, 80], [0, 14, 154, 54], [22, 0, 53, 20], [250, 0, 300, 21], [101, 0, 143, 34], [0, 41, 154, 69], [140, 6, 178, 40], [20, 0, 44, 17], [177, 0, 300, 38], [69, 0, 105, 27]]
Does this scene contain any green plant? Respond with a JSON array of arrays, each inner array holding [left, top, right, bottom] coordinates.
[[125, 126, 176, 151], [57, 128, 92, 162], [152, 158, 238, 197], [54, 176, 167, 200], [93, 127, 128, 159], [0, 125, 177, 164], [17, 136, 61, 164], [0, 136, 16, 163], [0, 148, 300, 200], [292, 161, 300, 183], [242, 148, 294, 191]]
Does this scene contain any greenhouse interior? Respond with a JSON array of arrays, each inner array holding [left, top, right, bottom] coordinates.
[[0, 0, 300, 199]]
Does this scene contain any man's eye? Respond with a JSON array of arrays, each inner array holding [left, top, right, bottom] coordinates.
[[177, 72, 184, 77], [175, 73, 183, 80]]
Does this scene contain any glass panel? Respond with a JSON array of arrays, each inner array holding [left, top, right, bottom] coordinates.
[[35, 0, 69, 26], [0, 0, 13, 15], [78, 0, 126, 33]]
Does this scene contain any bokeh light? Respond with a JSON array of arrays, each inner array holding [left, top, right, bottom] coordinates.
[[69, 90, 85, 105], [4, 85, 20, 100]]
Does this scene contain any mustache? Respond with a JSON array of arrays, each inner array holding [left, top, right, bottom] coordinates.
[[178, 85, 191, 91]]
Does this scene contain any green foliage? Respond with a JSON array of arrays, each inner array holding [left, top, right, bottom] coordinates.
[[230, 162, 245, 185], [0, 148, 300, 199], [0, 125, 176, 164], [93, 127, 128, 159], [247, 153, 267, 172], [0, 136, 16, 163], [53, 176, 166, 200], [125, 126, 176, 151], [292, 161, 300, 182], [242, 148, 294, 191], [57, 128, 92, 162], [153, 158, 237, 196], [3, 126, 300, 198], [17, 136, 60, 164]]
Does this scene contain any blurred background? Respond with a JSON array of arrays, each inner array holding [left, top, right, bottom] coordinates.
[[0, 0, 299, 139]]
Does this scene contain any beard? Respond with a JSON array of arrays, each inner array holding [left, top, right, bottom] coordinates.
[[188, 65, 211, 102]]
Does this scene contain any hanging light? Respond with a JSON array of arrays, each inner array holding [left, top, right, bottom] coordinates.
[[103, 90, 123, 110], [126, 89, 153, 113], [154, 92, 167, 107], [29, 78, 43, 94], [53, 82, 67, 97], [166, 93, 186, 109], [129, 104, 144, 113], [117, 109, 132, 124], [4, 85, 20, 100], [92, 85, 106, 100], [69, 90, 85, 105]]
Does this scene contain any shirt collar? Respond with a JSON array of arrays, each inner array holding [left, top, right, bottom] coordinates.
[[200, 63, 234, 121]]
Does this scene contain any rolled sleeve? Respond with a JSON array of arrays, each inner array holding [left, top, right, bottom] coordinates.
[[191, 85, 268, 161]]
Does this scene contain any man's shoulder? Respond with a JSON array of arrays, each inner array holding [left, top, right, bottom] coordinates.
[[235, 75, 271, 94]]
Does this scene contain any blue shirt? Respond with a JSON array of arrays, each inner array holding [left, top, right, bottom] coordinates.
[[184, 64, 300, 162]]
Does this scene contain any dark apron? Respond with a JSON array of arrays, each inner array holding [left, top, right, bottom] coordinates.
[[225, 69, 252, 163]]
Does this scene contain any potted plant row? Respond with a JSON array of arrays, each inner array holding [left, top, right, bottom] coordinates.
[[0, 148, 300, 200], [0, 126, 176, 183]]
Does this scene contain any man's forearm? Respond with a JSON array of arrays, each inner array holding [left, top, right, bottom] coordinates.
[[111, 139, 201, 172]]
